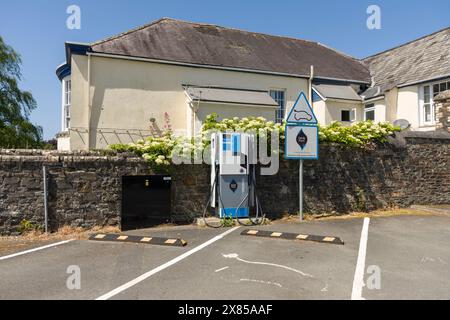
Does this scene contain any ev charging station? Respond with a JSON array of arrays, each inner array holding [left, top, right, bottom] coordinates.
[[203, 91, 317, 227], [204, 132, 263, 227]]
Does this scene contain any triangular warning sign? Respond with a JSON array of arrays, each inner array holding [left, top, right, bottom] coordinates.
[[286, 92, 318, 125]]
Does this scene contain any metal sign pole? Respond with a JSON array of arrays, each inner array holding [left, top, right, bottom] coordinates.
[[43, 166, 48, 233], [299, 160, 303, 221], [285, 91, 319, 222]]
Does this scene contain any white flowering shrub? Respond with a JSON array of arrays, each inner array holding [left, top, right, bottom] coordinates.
[[200, 113, 285, 143], [318, 121, 401, 147], [202, 113, 284, 134], [109, 113, 401, 171], [109, 132, 174, 172]]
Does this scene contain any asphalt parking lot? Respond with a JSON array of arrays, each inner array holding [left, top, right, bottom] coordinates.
[[0, 214, 449, 300]]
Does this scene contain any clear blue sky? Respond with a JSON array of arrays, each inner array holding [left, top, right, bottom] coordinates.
[[1, 0, 449, 139]]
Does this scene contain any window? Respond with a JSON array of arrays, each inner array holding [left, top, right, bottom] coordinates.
[[270, 90, 285, 123], [423, 85, 432, 124], [341, 109, 356, 122], [421, 80, 450, 126], [341, 110, 350, 122], [63, 79, 71, 131], [365, 110, 375, 121], [350, 109, 356, 122], [432, 81, 450, 98], [365, 103, 376, 121], [64, 80, 71, 106]]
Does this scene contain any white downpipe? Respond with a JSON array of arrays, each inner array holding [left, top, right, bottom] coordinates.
[[309, 65, 314, 105], [86, 54, 91, 150]]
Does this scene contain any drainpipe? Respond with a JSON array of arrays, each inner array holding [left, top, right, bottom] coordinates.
[[191, 92, 201, 138], [86, 54, 91, 150], [195, 92, 202, 136], [192, 102, 196, 138], [309, 65, 314, 104]]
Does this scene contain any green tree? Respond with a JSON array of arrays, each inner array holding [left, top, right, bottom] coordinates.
[[0, 35, 43, 148]]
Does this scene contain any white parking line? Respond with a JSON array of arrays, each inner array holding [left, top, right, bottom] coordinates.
[[351, 218, 370, 300], [215, 266, 229, 273], [96, 227, 240, 300], [0, 239, 75, 261]]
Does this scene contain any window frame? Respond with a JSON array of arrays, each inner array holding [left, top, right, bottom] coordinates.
[[421, 85, 433, 126], [350, 108, 357, 122], [62, 77, 71, 131], [64, 79, 71, 106], [420, 79, 450, 126], [364, 103, 376, 121], [269, 89, 286, 124]]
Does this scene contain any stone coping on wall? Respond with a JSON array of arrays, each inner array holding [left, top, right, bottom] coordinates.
[[0, 131, 449, 162], [434, 90, 450, 101], [0, 149, 145, 163], [402, 130, 450, 140]]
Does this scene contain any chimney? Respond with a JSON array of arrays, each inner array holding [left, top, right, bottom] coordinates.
[[434, 90, 450, 133]]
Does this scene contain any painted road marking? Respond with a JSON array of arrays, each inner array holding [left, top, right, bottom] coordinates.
[[96, 227, 240, 300], [222, 253, 314, 278], [215, 266, 230, 273], [0, 240, 75, 262], [351, 218, 370, 300], [239, 278, 282, 288]]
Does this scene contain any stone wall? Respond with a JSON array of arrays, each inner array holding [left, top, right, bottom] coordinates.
[[172, 132, 450, 218], [1, 132, 449, 235], [0, 150, 149, 235]]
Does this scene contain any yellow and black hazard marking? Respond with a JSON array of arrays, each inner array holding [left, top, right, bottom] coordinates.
[[241, 229, 344, 245], [89, 233, 187, 247]]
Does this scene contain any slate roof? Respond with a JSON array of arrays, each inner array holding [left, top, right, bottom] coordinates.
[[363, 27, 450, 97], [90, 18, 371, 83], [360, 86, 383, 100], [313, 84, 361, 101]]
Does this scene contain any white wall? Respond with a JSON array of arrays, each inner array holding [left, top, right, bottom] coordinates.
[[384, 87, 398, 123], [364, 99, 386, 122], [323, 100, 363, 125], [312, 100, 327, 125], [69, 54, 309, 150], [57, 136, 70, 151], [396, 85, 420, 129], [69, 54, 89, 151], [374, 101, 386, 122]]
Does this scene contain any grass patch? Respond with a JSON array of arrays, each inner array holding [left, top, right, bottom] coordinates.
[[274, 207, 449, 223], [15, 225, 121, 241], [0, 225, 120, 256]]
